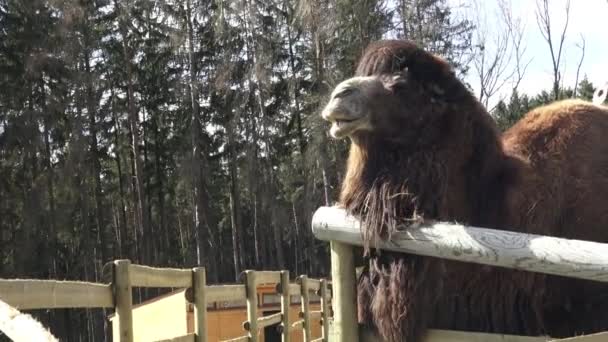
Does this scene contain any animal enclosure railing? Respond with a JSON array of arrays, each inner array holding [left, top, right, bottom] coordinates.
[[0, 260, 333, 342], [311, 206, 608, 342]]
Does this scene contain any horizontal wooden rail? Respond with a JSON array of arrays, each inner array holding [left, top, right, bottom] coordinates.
[[306, 278, 321, 292], [221, 336, 249, 342], [288, 283, 300, 295], [312, 206, 608, 283], [360, 328, 550, 342], [290, 319, 304, 331], [253, 271, 281, 284], [256, 312, 282, 329], [551, 332, 608, 341], [309, 310, 322, 320], [0, 279, 113, 309], [155, 333, 196, 342], [186, 285, 247, 303], [129, 264, 192, 288]]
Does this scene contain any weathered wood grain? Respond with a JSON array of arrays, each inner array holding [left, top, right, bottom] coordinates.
[[114, 259, 134, 342], [312, 206, 608, 282], [0, 279, 113, 309], [551, 332, 608, 341], [329, 241, 359, 342], [358, 326, 550, 342], [129, 264, 192, 288]]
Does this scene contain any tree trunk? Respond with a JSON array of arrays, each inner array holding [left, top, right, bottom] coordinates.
[[84, 42, 108, 268], [153, 115, 166, 263], [116, 0, 151, 265], [227, 112, 244, 279], [142, 107, 154, 264], [111, 97, 129, 259], [185, 0, 217, 281], [38, 77, 58, 278], [74, 95, 97, 339]]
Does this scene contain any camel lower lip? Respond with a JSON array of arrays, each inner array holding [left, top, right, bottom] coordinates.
[[330, 119, 359, 138]]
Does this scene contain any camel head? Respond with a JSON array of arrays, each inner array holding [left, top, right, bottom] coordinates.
[[321, 39, 475, 147]]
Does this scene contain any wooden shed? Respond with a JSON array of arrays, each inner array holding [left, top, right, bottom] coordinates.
[[109, 283, 325, 341]]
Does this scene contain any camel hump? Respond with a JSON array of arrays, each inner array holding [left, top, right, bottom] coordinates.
[[501, 98, 608, 157]]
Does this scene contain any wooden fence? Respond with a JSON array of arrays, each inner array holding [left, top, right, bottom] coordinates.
[[311, 206, 608, 342], [0, 260, 332, 342], [4, 205, 608, 341]]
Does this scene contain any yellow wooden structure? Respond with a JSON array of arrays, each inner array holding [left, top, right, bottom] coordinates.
[[6, 258, 608, 341], [108, 284, 325, 342]]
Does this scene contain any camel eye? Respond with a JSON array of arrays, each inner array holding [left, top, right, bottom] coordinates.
[[334, 88, 356, 98]]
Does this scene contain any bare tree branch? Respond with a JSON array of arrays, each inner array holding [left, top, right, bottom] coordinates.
[[471, 0, 519, 107], [573, 34, 586, 97], [498, 0, 532, 92], [536, 0, 571, 100]]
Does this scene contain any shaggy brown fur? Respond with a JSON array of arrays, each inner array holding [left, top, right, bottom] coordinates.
[[322, 39, 608, 341]]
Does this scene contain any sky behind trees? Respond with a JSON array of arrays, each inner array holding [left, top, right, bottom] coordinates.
[[453, 0, 608, 106]]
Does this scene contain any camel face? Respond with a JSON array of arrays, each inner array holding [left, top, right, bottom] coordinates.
[[321, 76, 379, 139], [322, 70, 451, 146]]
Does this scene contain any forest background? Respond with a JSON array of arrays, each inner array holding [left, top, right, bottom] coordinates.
[[0, 0, 602, 340]]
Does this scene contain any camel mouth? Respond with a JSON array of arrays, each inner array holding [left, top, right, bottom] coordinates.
[[329, 118, 363, 139]]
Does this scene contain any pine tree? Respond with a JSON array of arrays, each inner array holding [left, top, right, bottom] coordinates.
[[577, 76, 595, 101]]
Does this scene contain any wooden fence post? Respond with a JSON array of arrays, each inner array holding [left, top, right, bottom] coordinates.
[[330, 241, 359, 342], [299, 275, 311, 342], [193, 267, 208, 342], [279, 270, 290, 342], [320, 279, 330, 342], [114, 259, 133, 342], [245, 271, 258, 342]]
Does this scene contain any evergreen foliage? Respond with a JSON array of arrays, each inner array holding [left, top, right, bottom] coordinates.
[[0, 0, 594, 338]]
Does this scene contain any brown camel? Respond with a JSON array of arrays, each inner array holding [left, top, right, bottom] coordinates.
[[320, 39, 608, 342]]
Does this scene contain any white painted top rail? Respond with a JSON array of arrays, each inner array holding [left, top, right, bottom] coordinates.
[[311, 206, 608, 283]]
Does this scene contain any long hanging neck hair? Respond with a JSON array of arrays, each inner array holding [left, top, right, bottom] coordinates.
[[339, 134, 450, 253]]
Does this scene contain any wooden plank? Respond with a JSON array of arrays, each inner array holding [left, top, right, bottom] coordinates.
[[551, 332, 608, 341], [329, 241, 359, 342], [312, 206, 608, 283], [306, 279, 321, 292], [129, 264, 192, 288], [0, 279, 113, 309], [424, 330, 549, 342], [205, 285, 246, 303], [114, 259, 134, 342], [359, 327, 550, 342], [155, 333, 196, 342], [290, 319, 304, 331], [319, 279, 330, 342], [221, 336, 249, 342], [257, 312, 282, 329], [254, 271, 281, 285], [0, 298, 58, 342], [192, 267, 207, 342], [300, 276, 312, 342], [245, 271, 259, 342], [279, 270, 290, 342], [288, 283, 301, 296], [308, 310, 321, 320]]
